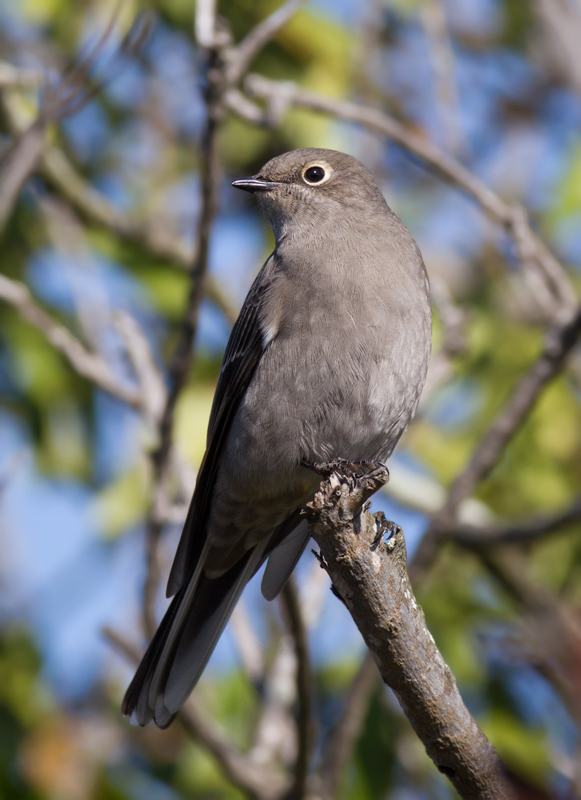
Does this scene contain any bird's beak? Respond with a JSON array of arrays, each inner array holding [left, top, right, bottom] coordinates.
[[231, 176, 279, 193]]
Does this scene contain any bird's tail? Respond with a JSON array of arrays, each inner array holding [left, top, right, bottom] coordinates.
[[122, 541, 267, 728]]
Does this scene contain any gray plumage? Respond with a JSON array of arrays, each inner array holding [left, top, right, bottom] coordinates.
[[123, 148, 432, 727]]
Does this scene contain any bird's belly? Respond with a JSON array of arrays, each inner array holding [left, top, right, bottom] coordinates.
[[207, 314, 429, 562]]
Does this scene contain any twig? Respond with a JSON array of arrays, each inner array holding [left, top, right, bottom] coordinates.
[[445, 496, 581, 546], [303, 466, 515, 800], [280, 579, 313, 800], [422, 0, 465, 154], [411, 305, 581, 581], [230, 600, 265, 683], [141, 39, 224, 639], [38, 146, 238, 324], [103, 626, 286, 800], [141, 0, 307, 638], [113, 310, 167, 427], [0, 62, 43, 88], [0, 118, 46, 234], [0, 12, 149, 236], [319, 652, 379, 800], [225, 0, 306, 86], [0, 274, 141, 408], [471, 549, 581, 726], [242, 74, 576, 313], [250, 632, 297, 769]]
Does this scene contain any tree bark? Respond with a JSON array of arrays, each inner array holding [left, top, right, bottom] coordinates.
[[303, 464, 515, 800]]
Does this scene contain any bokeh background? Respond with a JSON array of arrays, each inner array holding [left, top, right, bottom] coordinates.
[[1, 0, 581, 797]]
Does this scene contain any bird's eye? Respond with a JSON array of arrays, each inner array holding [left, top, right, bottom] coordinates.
[[303, 166, 326, 184]]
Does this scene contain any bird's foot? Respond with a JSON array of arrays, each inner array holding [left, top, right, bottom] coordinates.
[[300, 457, 388, 490]]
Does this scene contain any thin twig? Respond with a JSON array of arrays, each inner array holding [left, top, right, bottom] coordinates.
[[471, 548, 581, 726], [37, 146, 238, 324], [225, 0, 306, 86], [0, 118, 46, 234], [0, 62, 43, 87], [103, 626, 287, 800], [422, 0, 465, 154], [411, 305, 581, 581], [280, 579, 313, 800], [445, 496, 581, 546], [0, 274, 141, 408], [0, 11, 149, 236], [320, 652, 379, 800], [142, 50, 224, 638]]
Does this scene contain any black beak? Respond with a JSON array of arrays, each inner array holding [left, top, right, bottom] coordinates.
[[231, 176, 279, 193]]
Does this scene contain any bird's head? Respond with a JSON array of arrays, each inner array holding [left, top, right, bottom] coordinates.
[[232, 148, 388, 240]]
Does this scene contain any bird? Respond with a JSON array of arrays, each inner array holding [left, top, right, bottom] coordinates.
[[122, 148, 432, 727]]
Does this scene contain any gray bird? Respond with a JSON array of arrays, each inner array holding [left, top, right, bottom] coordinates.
[[123, 148, 432, 727]]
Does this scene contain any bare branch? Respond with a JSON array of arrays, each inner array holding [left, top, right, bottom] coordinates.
[[411, 305, 581, 581], [242, 74, 577, 313], [446, 306, 581, 515], [38, 146, 238, 324], [0, 62, 43, 88], [0, 118, 46, 234], [226, 0, 306, 86], [113, 310, 167, 427], [0, 274, 141, 408], [320, 652, 379, 800], [195, 0, 219, 49], [422, 0, 465, 154], [304, 466, 515, 800], [230, 600, 265, 683], [445, 496, 581, 547], [103, 626, 286, 800], [280, 579, 313, 800]]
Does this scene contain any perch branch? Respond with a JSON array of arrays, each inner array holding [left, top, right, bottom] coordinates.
[[303, 465, 515, 800]]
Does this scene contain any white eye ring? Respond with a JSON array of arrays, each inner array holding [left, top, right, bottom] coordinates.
[[301, 162, 333, 186]]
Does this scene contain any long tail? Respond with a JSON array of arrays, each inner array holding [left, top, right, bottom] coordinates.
[[122, 542, 267, 728]]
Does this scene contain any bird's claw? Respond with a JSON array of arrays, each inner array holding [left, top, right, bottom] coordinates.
[[301, 458, 388, 490]]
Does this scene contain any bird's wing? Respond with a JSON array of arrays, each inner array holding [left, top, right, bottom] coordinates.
[[166, 256, 276, 598]]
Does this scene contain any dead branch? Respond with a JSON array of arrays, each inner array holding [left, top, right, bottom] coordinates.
[[303, 465, 515, 800]]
